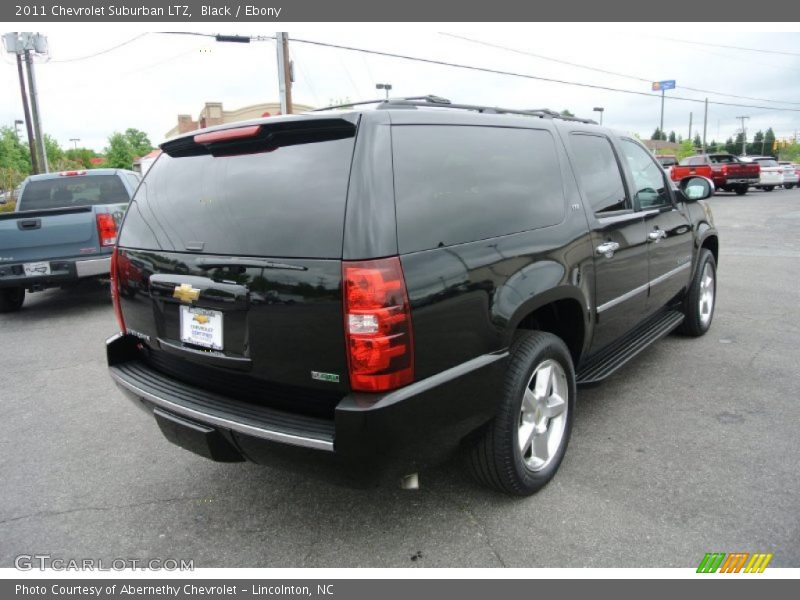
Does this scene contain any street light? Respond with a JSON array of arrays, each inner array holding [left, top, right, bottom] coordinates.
[[376, 83, 392, 100], [593, 107, 604, 125], [13, 119, 23, 138], [69, 138, 80, 150]]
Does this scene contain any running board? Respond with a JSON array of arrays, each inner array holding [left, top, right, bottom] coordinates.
[[577, 310, 684, 384]]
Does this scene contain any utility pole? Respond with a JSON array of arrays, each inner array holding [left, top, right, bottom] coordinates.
[[24, 46, 48, 173], [14, 51, 38, 173], [736, 115, 749, 156], [69, 138, 80, 150], [688, 112, 692, 142], [702, 98, 708, 154], [659, 89, 665, 136], [275, 32, 293, 115]]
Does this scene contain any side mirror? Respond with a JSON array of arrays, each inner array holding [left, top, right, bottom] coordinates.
[[679, 175, 714, 202]]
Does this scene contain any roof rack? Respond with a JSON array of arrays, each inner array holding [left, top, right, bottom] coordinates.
[[311, 95, 597, 124]]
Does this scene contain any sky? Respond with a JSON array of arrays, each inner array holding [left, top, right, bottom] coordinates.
[[1, 24, 799, 153]]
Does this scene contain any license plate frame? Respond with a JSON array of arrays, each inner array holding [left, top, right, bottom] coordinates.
[[180, 305, 224, 351], [23, 261, 51, 277]]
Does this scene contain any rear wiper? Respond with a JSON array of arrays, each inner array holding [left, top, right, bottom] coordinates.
[[196, 258, 308, 271]]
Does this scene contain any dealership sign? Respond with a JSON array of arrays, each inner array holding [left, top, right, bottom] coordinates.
[[652, 80, 676, 91]]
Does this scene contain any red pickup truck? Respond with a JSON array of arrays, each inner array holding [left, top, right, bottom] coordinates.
[[671, 153, 760, 195]]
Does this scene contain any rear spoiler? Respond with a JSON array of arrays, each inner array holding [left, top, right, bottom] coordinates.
[[161, 117, 358, 158]]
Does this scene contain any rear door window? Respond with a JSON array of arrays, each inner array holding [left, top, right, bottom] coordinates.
[[119, 124, 356, 258], [392, 125, 565, 253], [569, 134, 628, 214], [19, 174, 130, 211]]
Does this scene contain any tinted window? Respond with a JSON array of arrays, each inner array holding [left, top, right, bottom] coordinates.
[[569, 134, 628, 213], [620, 139, 671, 209], [756, 159, 778, 167], [709, 155, 739, 164], [19, 174, 130, 211], [392, 126, 565, 253], [118, 136, 355, 258]]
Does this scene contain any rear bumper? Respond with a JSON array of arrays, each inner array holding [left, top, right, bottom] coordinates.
[[106, 334, 507, 482], [0, 255, 110, 289], [716, 177, 758, 187]]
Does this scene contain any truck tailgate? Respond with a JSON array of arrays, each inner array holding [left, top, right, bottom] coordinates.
[[0, 206, 99, 263]]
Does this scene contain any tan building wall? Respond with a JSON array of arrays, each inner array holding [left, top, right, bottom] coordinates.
[[165, 101, 316, 139]]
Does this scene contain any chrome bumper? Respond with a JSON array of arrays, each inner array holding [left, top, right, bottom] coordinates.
[[75, 257, 111, 278]]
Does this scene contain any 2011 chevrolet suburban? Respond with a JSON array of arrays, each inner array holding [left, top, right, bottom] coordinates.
[[105, 96, 719, 496]]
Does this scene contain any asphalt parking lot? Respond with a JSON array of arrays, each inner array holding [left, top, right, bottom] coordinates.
[[1, 187, 799, 568]]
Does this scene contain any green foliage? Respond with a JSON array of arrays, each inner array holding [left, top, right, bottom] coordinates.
[[693, 134, 702, 148], [560, 109, 575, 117], [0, 127, 32, 175], [651, 128, 667, 141], [675, 140, 696, 161], [668, 131, 677, 143], [777, 143, 800, 162], [65, 147, 99, 169], [104, 128, 154, 169]]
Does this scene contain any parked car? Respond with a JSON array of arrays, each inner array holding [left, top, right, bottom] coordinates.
[[778, 161, 798, 189], [669, 160, 714, 184], [673, 153, 759, 195], [741, 156, 783, 191], [0, 169, 140, 312], [105, 97, 719, 496], [656, 154, 678, 178]]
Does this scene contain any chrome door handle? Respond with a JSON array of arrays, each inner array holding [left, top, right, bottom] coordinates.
[[596, 241, 620, 258], [648, 229, 667, 242]]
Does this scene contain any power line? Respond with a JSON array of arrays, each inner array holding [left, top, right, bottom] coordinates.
[[441, 33, 800, 107], [287, 37, 800, 113], [653, 36, 800, 58], [46, 33, 149, 63]]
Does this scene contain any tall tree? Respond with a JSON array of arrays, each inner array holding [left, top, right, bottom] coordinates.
[[124, 128, 154, 158], [105, 132, 136, 169], [693, 133, 702, 148], [668, 131, 677, 143]]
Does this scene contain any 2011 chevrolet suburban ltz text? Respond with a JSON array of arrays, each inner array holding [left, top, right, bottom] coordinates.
[[105, 97, 719, 496]]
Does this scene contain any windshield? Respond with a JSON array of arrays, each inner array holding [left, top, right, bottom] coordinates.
[[20, 175, 129, 211]]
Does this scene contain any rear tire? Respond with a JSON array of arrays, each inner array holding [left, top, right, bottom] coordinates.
[[679, 249, 716, 337], [734, 185, 748, 196], [468, 331, 576, 496], [0, 287, 25, 312], [764, 186, 775, 192], [785, 184, 795, 190]]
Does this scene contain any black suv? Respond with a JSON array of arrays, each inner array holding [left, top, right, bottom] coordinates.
[[106, 97, 719, 495]]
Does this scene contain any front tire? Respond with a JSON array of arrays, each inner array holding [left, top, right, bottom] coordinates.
[[734, 185, 748, 196], [679, 249, 716, 337], [0, 287, 25, 312], [763, 186, 775, 192], [468, 331, 576, 496]]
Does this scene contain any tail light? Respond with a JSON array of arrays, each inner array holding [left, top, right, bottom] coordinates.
[[721, 165, 728, 176], [343, 257, 414, 392], [110, 247, 126, 334], [96, 213, 118, 247]]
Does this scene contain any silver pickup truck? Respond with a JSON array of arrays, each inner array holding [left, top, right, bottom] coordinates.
[[0, 169, 139, 312]]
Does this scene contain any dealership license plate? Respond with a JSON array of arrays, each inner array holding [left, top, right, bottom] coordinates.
[[180, 306, 223, 350], [23, 261, 51, 276]]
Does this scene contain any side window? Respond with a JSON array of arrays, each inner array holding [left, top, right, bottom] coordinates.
[[619, 139, 671, 209], [392, 125, 566, 253], [569, 134, 628, 213]]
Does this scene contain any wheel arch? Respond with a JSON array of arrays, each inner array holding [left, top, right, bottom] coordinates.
[[506, 288, 590, 366]]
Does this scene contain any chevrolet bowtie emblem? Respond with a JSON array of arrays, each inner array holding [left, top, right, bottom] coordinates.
[[173, 283, 200, 303], [193, 314, 210, 324]]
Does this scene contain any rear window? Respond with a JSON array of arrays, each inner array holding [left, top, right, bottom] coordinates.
[[118, 130, 356, 258], [392, 125, 565, 253], [19, 174, 129, 211], [756, 159, 778, 167], [708, 155, 740, 164]]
